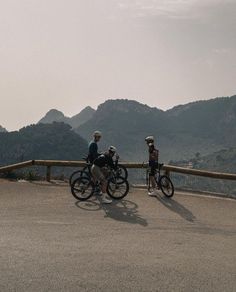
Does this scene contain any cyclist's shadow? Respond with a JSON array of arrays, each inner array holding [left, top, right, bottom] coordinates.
[[101, 199, 148, 227], [155, 195, 196, 222], [76, 197, 148, 227]]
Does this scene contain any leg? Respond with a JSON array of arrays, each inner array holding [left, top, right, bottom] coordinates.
[[91, 165, 98, 185], [100, 179, 112, 204], [91, 165, 112, 204], [100, 180, 107, 193], [150, 175, 157, 189], [148, 168, 158, 197]]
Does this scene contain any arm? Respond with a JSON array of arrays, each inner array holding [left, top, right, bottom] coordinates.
[[107, 156, 115, 169]]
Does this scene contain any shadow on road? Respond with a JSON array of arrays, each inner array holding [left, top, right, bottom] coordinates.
[[76, 197, 148, 227], [156, 195, 196, 222], [75, 197, 102, 212], [102, 199, 148, 227]]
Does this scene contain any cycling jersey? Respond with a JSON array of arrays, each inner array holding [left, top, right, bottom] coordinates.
[[149, 148, 159, 176], [149, 148, 159, 163]]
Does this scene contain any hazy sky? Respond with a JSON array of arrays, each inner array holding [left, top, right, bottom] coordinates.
[[0, 0, 236, 130]]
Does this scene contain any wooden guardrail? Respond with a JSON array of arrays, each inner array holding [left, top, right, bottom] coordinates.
[[0, 160, 236, 182], [0, 160, 34, 173]]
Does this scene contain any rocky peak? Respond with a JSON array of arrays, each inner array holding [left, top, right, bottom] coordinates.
[[38, 109, 66, 124], [0, 125, 7, 132]]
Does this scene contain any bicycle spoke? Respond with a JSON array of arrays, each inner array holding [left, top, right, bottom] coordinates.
[[160, 175, 174, 198], [107, 177, 129, 200]]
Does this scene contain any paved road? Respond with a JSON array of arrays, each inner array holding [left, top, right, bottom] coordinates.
[[0, 179, 235, 292]]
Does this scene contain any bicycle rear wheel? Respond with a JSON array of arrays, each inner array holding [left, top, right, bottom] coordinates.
[[107, 176, 129, 200], [159, 175, 174, 198], [71, 177, 94, 201]]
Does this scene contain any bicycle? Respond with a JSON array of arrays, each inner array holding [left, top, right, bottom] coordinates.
[[146, 163, 174, 198], [69, 156, 128, 186], [71, 164, 129, 201]]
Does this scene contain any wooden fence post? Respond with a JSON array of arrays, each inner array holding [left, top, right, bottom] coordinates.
[[46, 166, 51, 182]]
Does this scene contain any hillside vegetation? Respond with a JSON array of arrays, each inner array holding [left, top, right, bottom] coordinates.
[[0, 122, 88, 166], [171, 148, 236, 195]]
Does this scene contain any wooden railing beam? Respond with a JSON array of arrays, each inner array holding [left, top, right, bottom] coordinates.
[[0, 160, 34, 173], [0, 160, 236, 181], [33, 160, 87, 167]]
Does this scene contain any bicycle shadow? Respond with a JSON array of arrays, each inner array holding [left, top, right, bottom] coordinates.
[[100, 199, 148, 227], [75, 196, 102, 212], [155, 194, 196, 222], [76, 197, 148, 227]]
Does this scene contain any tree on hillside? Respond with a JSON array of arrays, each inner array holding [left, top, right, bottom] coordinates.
[[0, 122, 88, 166]]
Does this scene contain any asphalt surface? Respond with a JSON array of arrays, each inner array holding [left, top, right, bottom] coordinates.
[[0, 179, 236, 292]]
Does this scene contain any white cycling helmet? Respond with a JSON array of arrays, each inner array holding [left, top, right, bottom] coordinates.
[[108, 146, 117, 153], [145, 135, 154, 143], [93, 130, 102, 138]]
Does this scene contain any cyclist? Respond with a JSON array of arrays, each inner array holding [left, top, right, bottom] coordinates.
[[145, 137, 159, 196], [88, 131, 102, 163], [91, 146, 117, 204]]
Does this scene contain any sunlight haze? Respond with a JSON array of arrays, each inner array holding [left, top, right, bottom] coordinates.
[[0, 0, 235, 130]]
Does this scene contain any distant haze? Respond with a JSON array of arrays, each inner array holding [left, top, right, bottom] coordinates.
[[0, 0, 235, 131]]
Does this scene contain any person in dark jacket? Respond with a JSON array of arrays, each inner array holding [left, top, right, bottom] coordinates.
[[148, 142, 159, 196], [88, 131, 102, 163], [145, 136, 159, 196], [91, 146, 117, 204]]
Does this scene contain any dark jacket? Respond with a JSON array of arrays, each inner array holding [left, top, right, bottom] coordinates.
[[88, 140, 99, 163], [93, 153, 115, 169]]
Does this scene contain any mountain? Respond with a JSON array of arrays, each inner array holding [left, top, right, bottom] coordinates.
[[170, 147, 236, 196], [38, 106, 95, 128], [0, 125, 7, 133], [166, 96, 236, 145], [0, 122, 88, 166], [75, 99, 169, 161], [35, 95, 236, 163], [75, 96, 236, 162], [69, 106, 95, 128], [38, 109, 70, 124]]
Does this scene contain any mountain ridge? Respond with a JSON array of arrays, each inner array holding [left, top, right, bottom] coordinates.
[[0, 125, 7, 133], [75, 95, 236, 162], [38, 106, 95, 128], [36, 94, 236, 162]]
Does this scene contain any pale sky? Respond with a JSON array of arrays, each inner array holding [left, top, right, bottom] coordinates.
[[0, 0, 235, 131]]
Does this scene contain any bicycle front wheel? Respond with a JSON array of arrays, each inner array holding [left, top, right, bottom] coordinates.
[[71, 177, 94, 201], [69, 170, 90, 186], [107, 177, 129, 200], [159, 175, 174, 198], [117, 164, 128, 180]]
